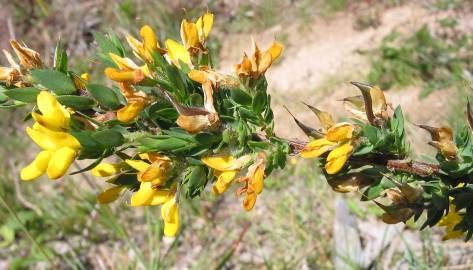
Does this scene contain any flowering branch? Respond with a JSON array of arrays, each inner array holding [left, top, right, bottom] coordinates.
[[1, 9, 472, 242]]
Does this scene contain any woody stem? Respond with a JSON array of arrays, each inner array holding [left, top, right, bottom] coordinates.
[[284, 138, 441, 179]]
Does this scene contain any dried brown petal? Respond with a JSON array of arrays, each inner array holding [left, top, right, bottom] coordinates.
[[327, 173, 372, 193]]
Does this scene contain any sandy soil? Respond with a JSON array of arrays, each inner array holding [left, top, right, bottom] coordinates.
[[218, 3, 471, 142]]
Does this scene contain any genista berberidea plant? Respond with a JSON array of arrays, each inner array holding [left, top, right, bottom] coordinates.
[[1, 11, 472, 240]]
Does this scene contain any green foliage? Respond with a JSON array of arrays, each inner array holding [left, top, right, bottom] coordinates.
[[30, 69, 77, 95], [368, 21, 473, 97]]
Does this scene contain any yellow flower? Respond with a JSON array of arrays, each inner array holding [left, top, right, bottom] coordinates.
[[438, 203, 464, 240], [180, 11, 214, 52], [97, 186, 125, 204], [125, 153, 172, 185], [116, 83, 149, 122], [188, 67, 239, 88], [91, 162, 123, 177], [300, 122, 354, 175], [126, 25, 166, 62], [104, 53, 149, 84], [31, 91, 71, 131], [131, 182, 179, 237], [21, 92, 80, 181], [161, 197, 179, 237], [235, 37, 283, 79], [165, 39, 191, 67], [202, 155, 251, 195], [239, 154, 266, 211]]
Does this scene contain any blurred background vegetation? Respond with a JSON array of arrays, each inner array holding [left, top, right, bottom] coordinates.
[[1, 0, 473, 269]]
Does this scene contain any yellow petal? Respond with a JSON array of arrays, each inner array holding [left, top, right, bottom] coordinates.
[[125, 159, 150, 172], [126, 34, 147, 59], [161, 199, 179, 237], [80, 73, 89, 81], [196, 12, 214, 42], [325, 143, 353, 174], [20, 150, 54, 181], [97, 186, 124, 204], [243, 192, 257, 211], [130, 182, 155, 206], [257, 51, 273, 74], [46, 147, 77, 179], [104, 68, 144, 83], [140, 25, 158, 52], [35, 91, 70, 131], [109, 53, 139, 71], [326, 122, 354, 142], [117, 101, 146, 122], [212, 170, 237, 195], [139, 152, 170, 163], [236, 54, 252, 76], [248, 164, 265, 194], [202, 155, 235, 171], [26, 125, 80, 150], [130, 182, 174, 206], [299, 138, 336, 159], [267, 42, 283, 61], [188, 69, 208, 84], [91, 163, 121, 177], [165, 39, 191, 66], [180, 20, 199, 48], [137, 161, 169, 184]]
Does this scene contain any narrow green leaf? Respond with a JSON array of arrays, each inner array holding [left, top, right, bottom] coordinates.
[[30, 69, 76, 95], [86, 84, 121, 109], [3, 87, 41, 103], [54, 40, 68, 73], [56, 95, 96, 110], [92, 130, 124, 148], [230, 89, 252, 106], [252, 91, 267, 114]]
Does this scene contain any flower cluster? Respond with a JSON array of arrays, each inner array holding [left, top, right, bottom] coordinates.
[[1, 10, 473, 241]]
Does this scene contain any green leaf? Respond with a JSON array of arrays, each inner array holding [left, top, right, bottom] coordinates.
[[30, 69, 76, 95], [54, 40, 68, 73], [230, 88, 252, 106], [92, 130, 124, 148], [3, 87, 40, 103], [93, 32, 123, 57], [185, 166, 207, 198], [252, 91, 267, 114], [86, 84, 121, 109], [56, 95, 96, 110], [0, 225, 14, 248], [69, 153, 105, 175]]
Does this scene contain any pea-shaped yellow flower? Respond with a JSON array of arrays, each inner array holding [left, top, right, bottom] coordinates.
[[21, 91, 81, 181], [180, 11, 214, 52], [116, 83, 149, 123], [202, 155, 251, 195], [165, 11, 214, 68], [300, 122, 354, 175], [235, 37, 283, 79], [126, 25, 166, 62], [104, 53, 149, 84]]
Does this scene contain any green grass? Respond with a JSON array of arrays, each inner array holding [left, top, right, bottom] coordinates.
[[367, 18, 473, 98]]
